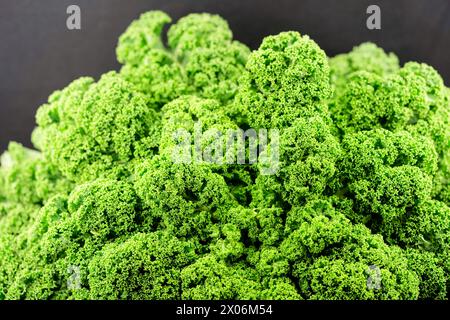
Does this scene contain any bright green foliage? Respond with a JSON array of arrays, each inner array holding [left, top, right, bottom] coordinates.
[[236, 31, 331, 129], [226, 206, 285, 247], [258, 278, 301, 300], [0, 142, 72, 256], [329, 42, 400, 93], [399, 200, 450, 255], [34, 72, 161, 183], [405, 249, 447, 299], [134, 155, 238, 242], [5, 195, 74, 299], [328, 45, 450, 299], [184, 42, 250, 103], [0, 234, 23, 299], [435, 150, 450, 204], [119, 51, 189, 108], [159, 95, 237, 160], [117, 11, 171, 66], [339, 129, 437, 238], [281, 200, 420, 300], [340, 129, 438, 181], [67, 179, 138, 241], [297, 254, 417, 300], [180, 254, 300, 300], [159, 95, 254, 204], [329, 58, 450, 204], [180, 255, 260, 299], [0, 202, 40, 236], [167, 13, 233, 59], [1, 10, 449, 300], [116, 11, 188, 106], [252, 116, 341, 208], [337, 127, 450, 279], [331, 62, 449, 136], [0, 142, 72, 205], [4, 179, 139, 299]]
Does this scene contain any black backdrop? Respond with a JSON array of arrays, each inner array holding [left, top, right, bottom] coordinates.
[[1, 0, 449, 151]]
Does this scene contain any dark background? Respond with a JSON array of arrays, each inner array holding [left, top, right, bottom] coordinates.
[[0, 0, 449, 152]]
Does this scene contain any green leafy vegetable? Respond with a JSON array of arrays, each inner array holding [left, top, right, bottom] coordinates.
[[1, 10, 449, 300]]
